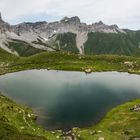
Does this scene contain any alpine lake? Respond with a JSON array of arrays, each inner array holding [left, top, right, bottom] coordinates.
[[1, 70, 140, 131]]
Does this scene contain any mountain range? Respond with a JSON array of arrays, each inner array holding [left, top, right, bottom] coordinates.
[[0, 12, 140, 56]]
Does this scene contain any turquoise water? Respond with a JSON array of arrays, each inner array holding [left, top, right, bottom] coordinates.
[[0, 70, 140, 130]]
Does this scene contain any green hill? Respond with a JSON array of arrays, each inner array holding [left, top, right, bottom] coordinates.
[[84, 32, 140, 56], [0, 47, 140, 76]]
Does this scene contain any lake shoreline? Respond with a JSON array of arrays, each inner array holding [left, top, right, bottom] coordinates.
[[1, 91, 140, 140], [1, 50, 140, 76], [0, 70, 140, 140], [1, 49, 140, 139], [1, 67, 140, 77]]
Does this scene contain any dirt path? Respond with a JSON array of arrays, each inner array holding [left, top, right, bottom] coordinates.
[[18, 107, 35, 131]]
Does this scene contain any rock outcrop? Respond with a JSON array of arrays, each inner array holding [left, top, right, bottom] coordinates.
[[0, 13, 11, 33]]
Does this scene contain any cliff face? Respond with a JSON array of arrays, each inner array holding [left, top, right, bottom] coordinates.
[[0, 13, 11, 33]]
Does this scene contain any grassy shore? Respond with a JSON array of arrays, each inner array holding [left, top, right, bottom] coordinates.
[[1, 92, 140, 140], [76, 99, 140, 140], [0, 48, 140, 75], [0, 93, 64, 140]]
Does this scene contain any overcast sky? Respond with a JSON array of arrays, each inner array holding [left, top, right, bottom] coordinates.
[[0, 0, 140, 30]]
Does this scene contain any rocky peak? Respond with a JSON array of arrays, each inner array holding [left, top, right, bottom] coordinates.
[[61, 16, 81, 25], [0, 12, 5, 23], [0, 12, 125, 39], [16, 21, 47, 28], [110, 24, 125, 33], [90, 21, 106, 31], [110, 24, 119, 29], [95, 21, 104, 25], [91, 21, 106, 29], [0, 12, 2, 21], [0, 12, 11, 33], [61, 16, 69, 22], [70, 16, 81, 24]]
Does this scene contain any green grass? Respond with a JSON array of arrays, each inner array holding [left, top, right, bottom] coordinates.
[[0, 93, 63, 140], [76, 99, 140, 140], [0, 47, 140, 76]]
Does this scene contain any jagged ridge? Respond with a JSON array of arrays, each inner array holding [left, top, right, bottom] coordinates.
[[0, 12, 140, 56]]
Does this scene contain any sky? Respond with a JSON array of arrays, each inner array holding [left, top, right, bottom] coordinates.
[[0, 0, 140, 30]]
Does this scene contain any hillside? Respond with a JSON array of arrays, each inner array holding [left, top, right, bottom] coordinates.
[[1, 13, 140, 56], [0, 93, 63, 140], [84, 32, 140, 56], [0, 47, 140, 76]]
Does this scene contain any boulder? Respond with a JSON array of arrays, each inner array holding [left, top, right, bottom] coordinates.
[[98, 137, 104, 140], [85, 68, 92, 74]]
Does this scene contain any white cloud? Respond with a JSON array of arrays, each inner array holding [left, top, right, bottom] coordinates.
[[0, 0, 140, 29]]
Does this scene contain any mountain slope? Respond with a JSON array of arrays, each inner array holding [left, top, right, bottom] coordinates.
[[84, 32, 140, 56], [0, 12, 140, 56], [7, 39, 45, 57]]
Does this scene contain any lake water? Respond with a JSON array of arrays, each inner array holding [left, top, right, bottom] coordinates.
[[0, 70, 140, 130]]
